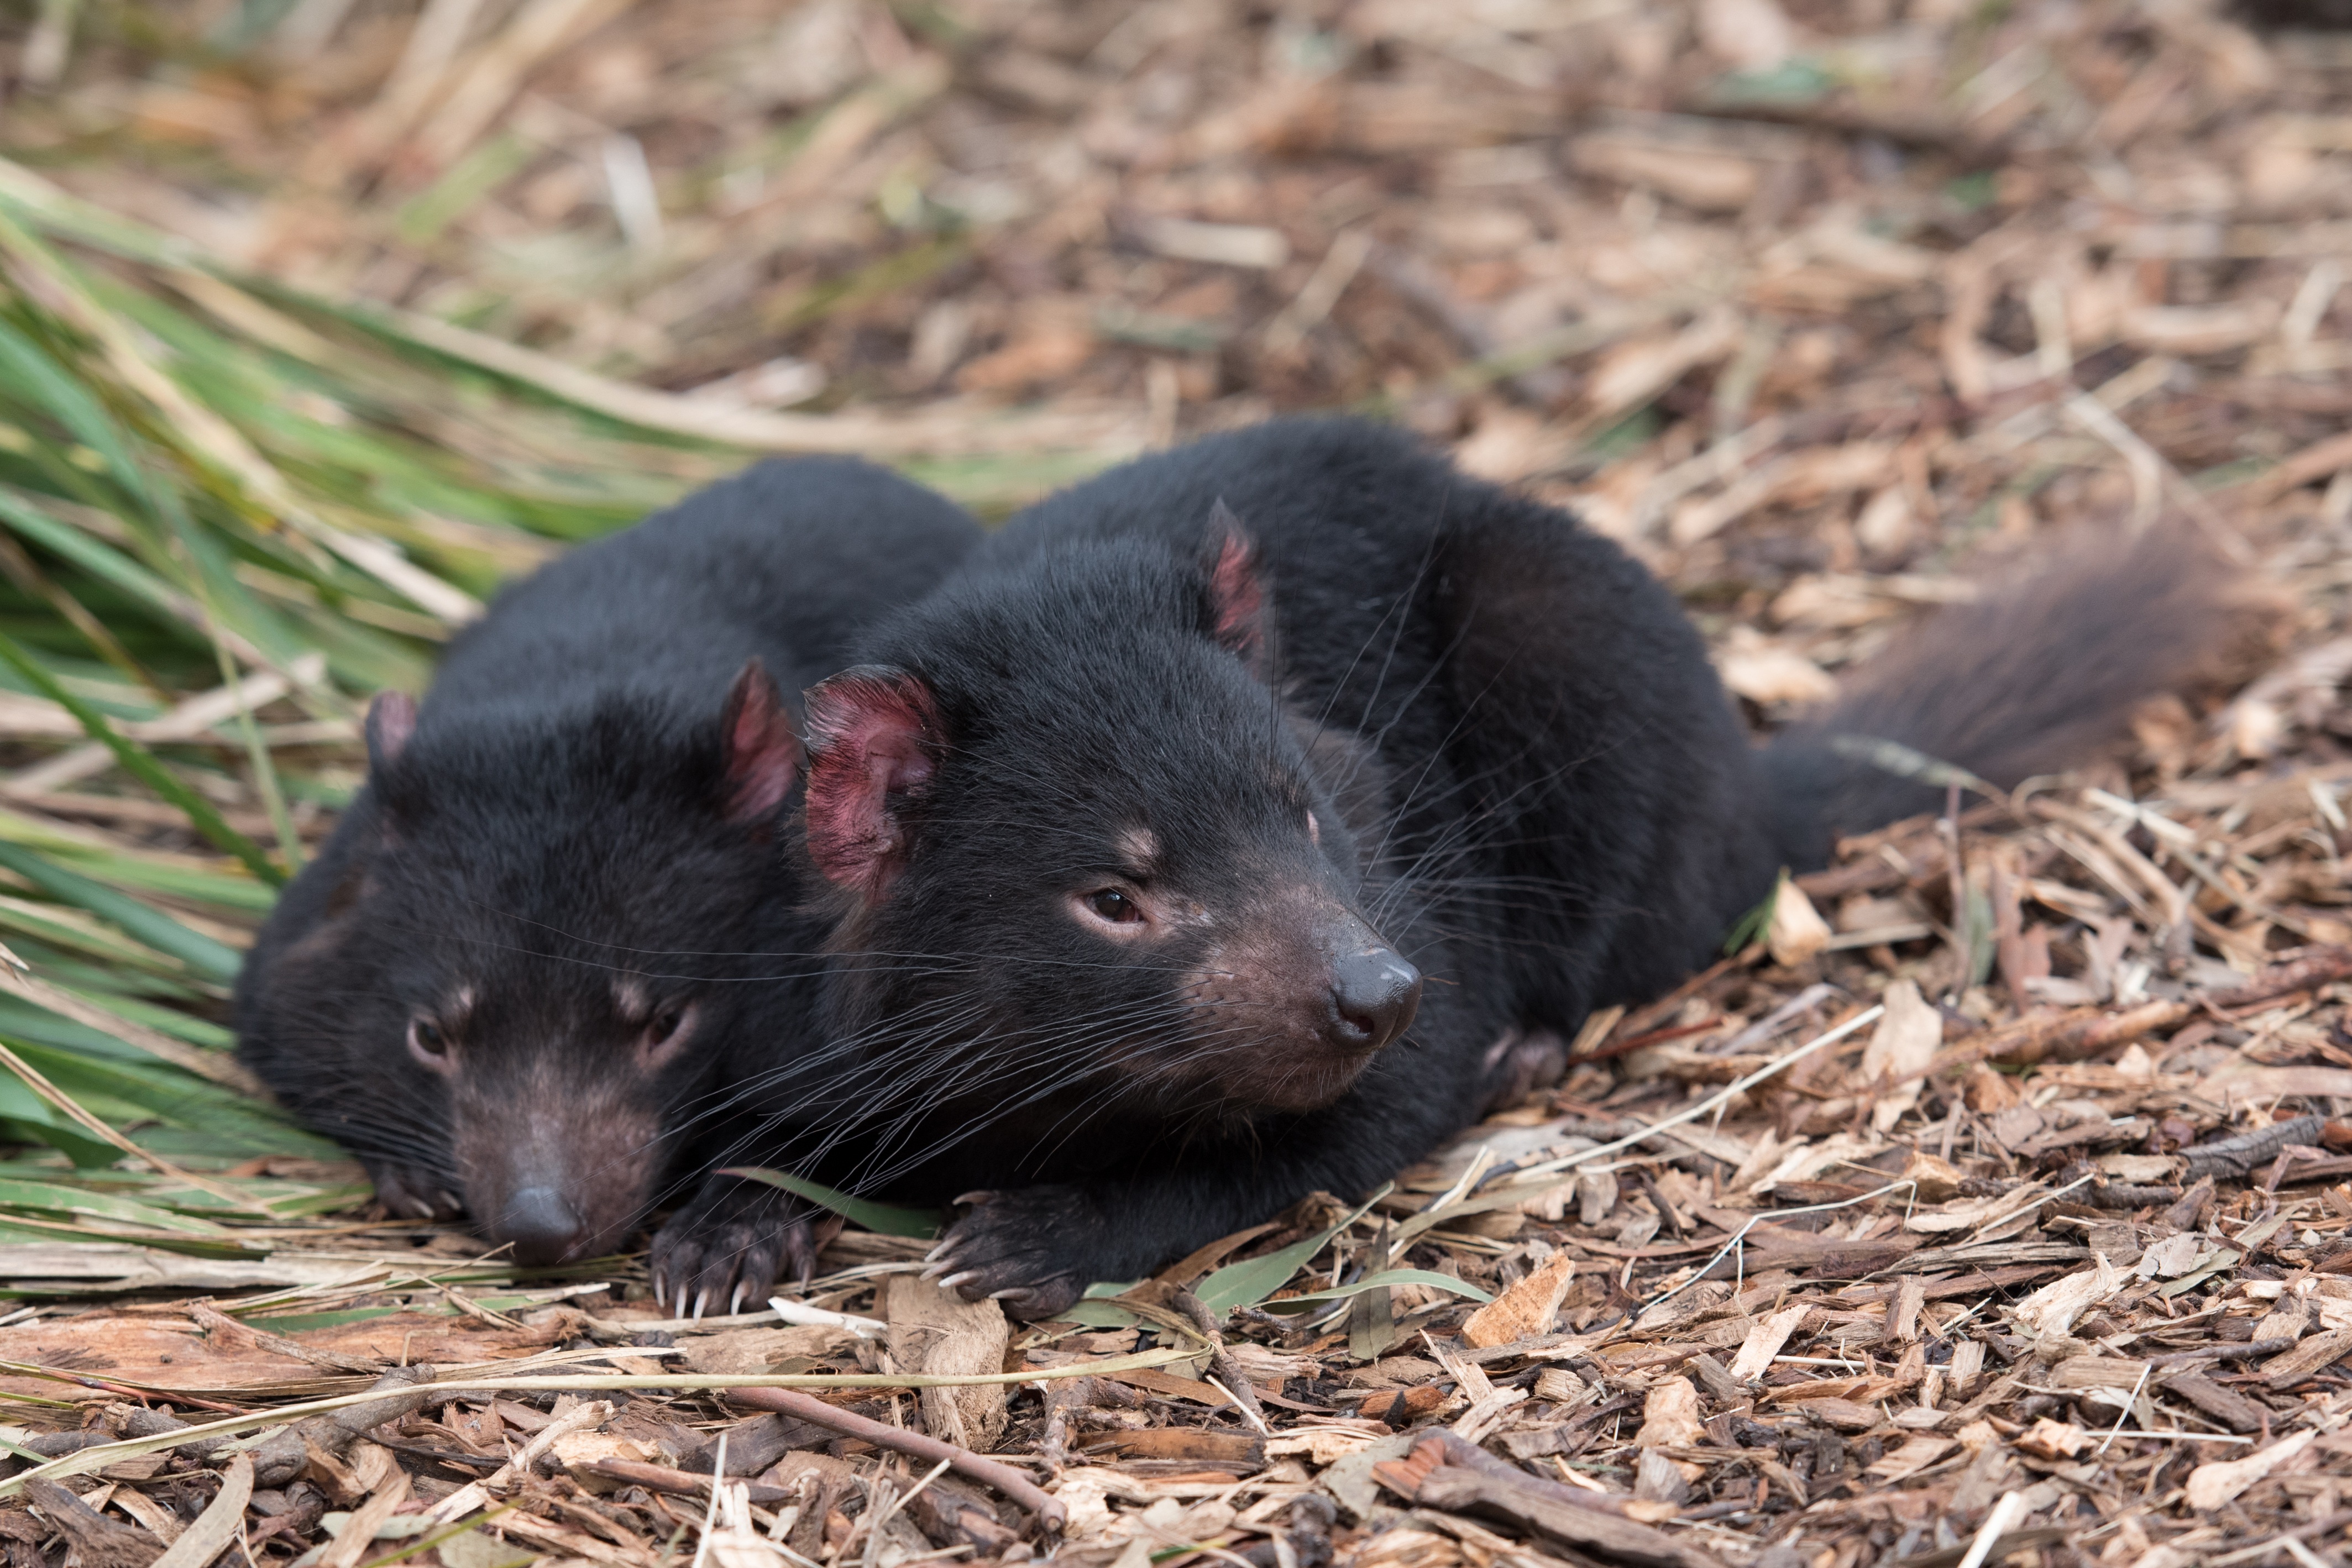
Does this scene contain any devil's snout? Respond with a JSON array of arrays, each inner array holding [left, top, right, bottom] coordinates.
[[496, 1183, 587, 1265], [1323, 942, 1421, 1052]]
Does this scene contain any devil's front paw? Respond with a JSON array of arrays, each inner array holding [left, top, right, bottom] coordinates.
[[921, 1186, 1107, 1320], [1479, 1027, 1569, 1116], [650, 1176, 837, 1319], [371, 1163, 465, 1223]]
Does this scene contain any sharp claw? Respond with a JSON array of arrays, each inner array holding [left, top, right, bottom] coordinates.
[[694, 1289, 710, 1322], [730, 1282, 748, 1316], [937, 1270, 978, 1293], [952, 1191, 993, 1207], [923, 1240, 950, 1264], [652, 1272, 667, 1310], [988, 1289, 1024, 1302], [920, 1260, 951, 1282]]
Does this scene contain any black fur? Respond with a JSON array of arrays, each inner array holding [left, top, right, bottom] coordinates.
[[759, 416, 2231, 1317], [233, 458, 981, 1312]]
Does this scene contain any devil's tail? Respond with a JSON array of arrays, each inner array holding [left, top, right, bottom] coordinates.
[[1761, 522, 2248, 869]]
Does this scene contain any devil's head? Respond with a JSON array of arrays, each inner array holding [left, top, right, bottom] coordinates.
[[793, 508, 1423, 1154], [241, 663, 810, 1265]]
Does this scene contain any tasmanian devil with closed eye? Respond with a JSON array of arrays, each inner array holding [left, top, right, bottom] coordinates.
[[743, 416, 2238, 1319], [234, 457, 981, 1305]]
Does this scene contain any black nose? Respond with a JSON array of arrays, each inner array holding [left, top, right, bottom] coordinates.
[[1325, 946, 1422, 1053], [497, 1184, 584, 1266]]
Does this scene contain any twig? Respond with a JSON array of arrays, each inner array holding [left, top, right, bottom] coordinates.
[[724, 1387, 1066, 1533], [1172, 1286, 1270, 1434], [2097, 1362, 2155, 1456], [1957, 1491, 2030, 1568], [689, 1432, 727, 1568], [586, 1459, 790, 1504], [1, 1346, 1200, 1498], [1515, 1004, 1887, 1181], [2184, 1116, 2328, 1181]]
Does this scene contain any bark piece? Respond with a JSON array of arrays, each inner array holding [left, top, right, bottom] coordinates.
[[1634, 1376, 1705, 1448], [886, 1273, 1010, 1453], [2183, 1115, 2327, 1179], [2187, 1430, 2317, 1512], [902, 1475, 1018, 1555], [1689, 1353, 1750, 1403], [1460, 1250, 1576, 1349], [1076, 1428, 1264, 1465], [1728, 1305, 1809, 1381], [150, 1452, 254, 1568], [23, 1480, 162, 1568], [2264, 1326, 2352, 1388], [678, 1413, 832, 1476], [1397, 1460, 1724, 1568], [2159, 1371, 2273, 1433], [1786, 1398, 1881, 1431]]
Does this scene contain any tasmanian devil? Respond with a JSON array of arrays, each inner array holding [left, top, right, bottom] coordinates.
[[745, 415, 2235, 1319], [233, 457, 981, 1306]]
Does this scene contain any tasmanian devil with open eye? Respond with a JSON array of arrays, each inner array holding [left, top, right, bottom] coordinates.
[[233, 458, 981, 1310], [739, 416, 2241, 1319]]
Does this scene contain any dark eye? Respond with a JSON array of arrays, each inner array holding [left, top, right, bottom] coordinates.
[[1084, 889, 1142, 924], [649, 1006, 686, 1045], [407, 1018, 450, 1063]]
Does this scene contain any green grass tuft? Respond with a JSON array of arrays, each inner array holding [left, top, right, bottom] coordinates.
[[0, 154, 1124, 1250]]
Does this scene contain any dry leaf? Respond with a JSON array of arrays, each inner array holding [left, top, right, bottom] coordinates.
[[1862, 980, 1941, 1131], [1767, 878, 1833, 966]]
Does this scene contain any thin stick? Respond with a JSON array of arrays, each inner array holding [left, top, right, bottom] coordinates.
[[689, 1433, 727, 1568], [725, 1386, 1066, 1532], [1957, 1492, 2029, 1568], [1513, 1004, 1887, 1181], [586, 1459, 792, 1505], [875, 1457, 955, 1535], [2097, 1362, 2155, 1456], [0, 1351, 1195, 1500], [1643, 1178, 1923, 1312], [1202, 1375, 1269, 1435]]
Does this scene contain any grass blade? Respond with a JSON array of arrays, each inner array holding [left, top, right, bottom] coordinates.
[[0, 630, 280, 885], [717, 1167, 945, 1240]]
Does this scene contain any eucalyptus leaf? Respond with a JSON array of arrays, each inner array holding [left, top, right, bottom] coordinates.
[[1193, 1186, 1392, 1313]]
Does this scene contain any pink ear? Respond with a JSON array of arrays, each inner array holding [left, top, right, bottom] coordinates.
[[1203, 500, 1267, 672], [366, 691, 416, 773], [720, 659, 804, 825], [802, 665, 941, 898]]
